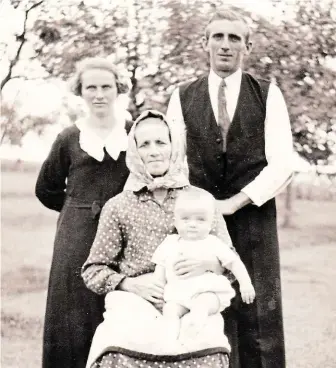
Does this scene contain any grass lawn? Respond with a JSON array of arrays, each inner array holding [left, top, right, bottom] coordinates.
[[1, 167, 336, 367]]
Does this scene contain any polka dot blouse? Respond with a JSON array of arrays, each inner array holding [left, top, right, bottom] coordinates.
[[82, 187, 232, 294]]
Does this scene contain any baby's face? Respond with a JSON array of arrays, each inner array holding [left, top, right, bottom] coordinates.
[[174, 204, 214, 241]]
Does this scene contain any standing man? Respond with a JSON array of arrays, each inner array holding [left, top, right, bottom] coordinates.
[[166, 9, 293, 368]]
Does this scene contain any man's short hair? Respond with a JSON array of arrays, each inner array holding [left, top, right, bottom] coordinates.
[[205, 9, 251, 44]]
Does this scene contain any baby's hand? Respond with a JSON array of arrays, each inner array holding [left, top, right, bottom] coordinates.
[[240, 284, 255, 304]]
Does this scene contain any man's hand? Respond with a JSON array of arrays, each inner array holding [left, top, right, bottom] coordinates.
[[217, 198, 239, 215], [217, 192, 252, 215], [119, 273, 165, 304]]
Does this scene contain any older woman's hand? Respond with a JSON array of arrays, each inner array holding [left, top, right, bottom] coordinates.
[[173, 254, 223, 279], [119, 273, 165, 304]]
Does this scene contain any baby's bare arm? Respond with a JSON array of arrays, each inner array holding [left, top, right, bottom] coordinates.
[[226, 258, 255, 304], [226, 259, 250, 285]]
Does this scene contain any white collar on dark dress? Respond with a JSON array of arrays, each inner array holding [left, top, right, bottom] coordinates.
[[75, 117, 128, 162]]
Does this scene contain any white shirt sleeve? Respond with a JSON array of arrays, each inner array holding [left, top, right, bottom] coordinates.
[[166, 83, 294, 207], [241, 83, 294, 206], [166, 87, 185, 126]]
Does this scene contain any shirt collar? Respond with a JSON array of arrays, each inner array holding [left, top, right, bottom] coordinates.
[[137, 187, 184, 202], [209, 68, 242, 89], [76, 117, 128, 162]]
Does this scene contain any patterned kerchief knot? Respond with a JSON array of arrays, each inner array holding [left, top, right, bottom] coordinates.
[[218, 79, 231, 152], [124, 109, 190, 192]]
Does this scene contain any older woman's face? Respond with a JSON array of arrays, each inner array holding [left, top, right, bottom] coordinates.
[[81, 68, 118, 117], [135, 118, 172, 177]]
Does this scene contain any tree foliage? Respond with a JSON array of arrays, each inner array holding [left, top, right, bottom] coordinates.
[[1, 0, 44, 92], [1, 101, 56, 145], [2, 0, 336, 164]]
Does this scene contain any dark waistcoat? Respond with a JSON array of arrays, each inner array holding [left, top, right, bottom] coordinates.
[[179, 72, 270, 199]]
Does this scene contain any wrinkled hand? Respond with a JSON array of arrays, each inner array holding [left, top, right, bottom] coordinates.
[[119, 273, 165, 304], [240, 284, 256, 304], [173, 254, 216, 279]]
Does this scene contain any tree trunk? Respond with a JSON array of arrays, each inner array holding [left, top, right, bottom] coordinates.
[[0, 1, 43, 93]]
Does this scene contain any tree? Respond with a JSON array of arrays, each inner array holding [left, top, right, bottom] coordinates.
[[245, 0, 336, 165], [161, 0, 336, 164], [0, 0, 44, 93], [1, 101, 56, 145], [1, 103, 19, 144], [33, 0, 169, 115], [2, 0, 335, 165]]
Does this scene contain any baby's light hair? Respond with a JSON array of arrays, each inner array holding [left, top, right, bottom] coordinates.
[[175, 187, 216, 216]]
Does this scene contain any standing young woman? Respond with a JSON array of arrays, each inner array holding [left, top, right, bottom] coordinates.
[[35, 57, 130, 368]]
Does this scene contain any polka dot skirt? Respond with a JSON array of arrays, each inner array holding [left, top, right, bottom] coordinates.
[[93, 352, 229, 368]]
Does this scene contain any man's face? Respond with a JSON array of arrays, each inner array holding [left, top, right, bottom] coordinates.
[[202, 19, 252, 77]]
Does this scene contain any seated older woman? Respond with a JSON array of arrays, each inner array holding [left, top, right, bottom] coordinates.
[[82, 110, 233, 368]]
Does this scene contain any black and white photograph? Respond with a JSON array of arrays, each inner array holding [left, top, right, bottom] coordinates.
[[1, 0, 335, 367]]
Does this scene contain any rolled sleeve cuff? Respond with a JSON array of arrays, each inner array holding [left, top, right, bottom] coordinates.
[[106, 273, 127, 292], [241, 186, 265, 207], [242, 172, 294, 207]]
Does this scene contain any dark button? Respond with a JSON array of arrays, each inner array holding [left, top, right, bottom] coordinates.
[[216, 138, 221, 144], [217, 155, 222, 160]]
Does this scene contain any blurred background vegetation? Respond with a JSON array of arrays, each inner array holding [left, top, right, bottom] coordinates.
[[1, 0, 336, 164], [1, 0, 336, 222], [1, 2, 336, 367]]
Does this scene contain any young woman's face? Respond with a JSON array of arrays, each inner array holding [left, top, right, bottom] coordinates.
[[81, 68, 118, 118], [135, 118, 172, 177]]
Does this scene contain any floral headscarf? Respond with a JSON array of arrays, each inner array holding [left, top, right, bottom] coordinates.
[[123, 109, 189, 192]]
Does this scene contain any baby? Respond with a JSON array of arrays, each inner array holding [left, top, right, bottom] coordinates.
[[152, 187, 255, 340]]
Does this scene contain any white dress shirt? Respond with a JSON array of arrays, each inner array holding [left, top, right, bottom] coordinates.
[[166, 68, 294, 207]]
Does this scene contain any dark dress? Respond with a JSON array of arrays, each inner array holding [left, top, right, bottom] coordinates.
[[35, 125, 129, 368]]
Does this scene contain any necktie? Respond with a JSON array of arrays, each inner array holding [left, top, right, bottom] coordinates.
[[217, 79, 231, 152]]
